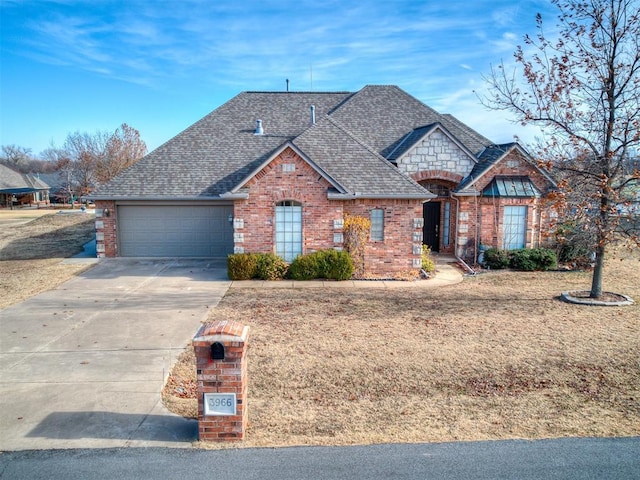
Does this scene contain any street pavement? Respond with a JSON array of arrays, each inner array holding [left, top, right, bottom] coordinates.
[[1, 437, 639, 479]]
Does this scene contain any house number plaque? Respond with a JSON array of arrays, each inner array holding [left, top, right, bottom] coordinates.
[[203, 393, 237, 416]]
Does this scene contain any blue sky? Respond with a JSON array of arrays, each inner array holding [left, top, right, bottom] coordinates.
[[0, 0, 558, 156]]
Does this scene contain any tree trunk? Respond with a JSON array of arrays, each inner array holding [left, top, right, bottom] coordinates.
[[590, 243, 605, 298]]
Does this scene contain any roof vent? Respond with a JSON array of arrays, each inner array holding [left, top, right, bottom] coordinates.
[[254, 119, 264, 135], [310, 105, 316, 125]]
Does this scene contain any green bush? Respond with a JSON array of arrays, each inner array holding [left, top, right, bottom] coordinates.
[[227, 253, 258, 280], [483, 248, 510, 269], [288, 253, 319, 280], [289, 249, 353, 280], [510, 248, 557, 271], [255, 253, 289, 280], [321, 249, 353, 280]]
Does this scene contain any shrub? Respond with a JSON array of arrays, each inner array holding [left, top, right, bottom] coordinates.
[[255, 253, 289, 280], [227, 253, 258, 280], [421, 245, 436, 273], [532, 248, 558, 271], [510, 248, 557, 271], [509, 249, 536, 271], [289, 249, 353, 280], [288, 253, 319, 280], [320, 249, 353, 280], [483, 248, 510, 269]]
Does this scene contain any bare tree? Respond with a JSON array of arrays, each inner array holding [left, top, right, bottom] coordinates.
[[1, 145, 33, 172], [483, 0, 640, 298], [96, 123, 147, 184], [52, 123, 147, 202], [62, 129, 112, 195]]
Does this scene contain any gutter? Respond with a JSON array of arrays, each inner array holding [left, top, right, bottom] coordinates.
[[327, 192, 436, 200], [87, 195, 233, 201], [451, 194, 477, 275]]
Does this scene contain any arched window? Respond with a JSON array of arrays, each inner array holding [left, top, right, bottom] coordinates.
[[275, 200, 302, 261]]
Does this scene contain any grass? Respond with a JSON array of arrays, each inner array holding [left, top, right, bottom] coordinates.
[[0, 212, 96, 308], [163, 243, 640, 448]]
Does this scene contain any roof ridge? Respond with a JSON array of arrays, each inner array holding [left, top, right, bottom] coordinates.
[[323, 115, 427, 191], [243, 91, 353, 94]]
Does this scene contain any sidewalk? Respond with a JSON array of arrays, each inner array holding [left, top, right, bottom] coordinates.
[[229, 257, 465, 289]]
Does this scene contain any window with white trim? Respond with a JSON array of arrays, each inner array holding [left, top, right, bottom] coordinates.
[[503, 206, 527, 250], [275, 200, 302, 261], [370, 209, 384, 241]]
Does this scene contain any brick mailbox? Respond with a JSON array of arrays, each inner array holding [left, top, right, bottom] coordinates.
[[193, 320, 249, 442]]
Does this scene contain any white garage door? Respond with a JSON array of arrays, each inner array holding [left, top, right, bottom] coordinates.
[[118, 204, 233, 257]]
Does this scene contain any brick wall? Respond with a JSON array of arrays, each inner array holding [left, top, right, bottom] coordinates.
[[193, 320, 249, 442], [344, 199, 423, 277], [233, 146, 422, 277], [233, 147, 342, 255], [94, 200, 117, 257], [455, 151, 555, 259]]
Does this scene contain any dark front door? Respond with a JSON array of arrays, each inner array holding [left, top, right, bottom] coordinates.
[[423, 202, 441, 252]]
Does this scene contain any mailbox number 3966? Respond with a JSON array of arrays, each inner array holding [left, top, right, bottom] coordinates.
[[209, 397, 233, 407]]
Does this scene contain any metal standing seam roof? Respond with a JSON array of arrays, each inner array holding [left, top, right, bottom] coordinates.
[[91, 86, 496, 200], [482, 176, 541, 197]]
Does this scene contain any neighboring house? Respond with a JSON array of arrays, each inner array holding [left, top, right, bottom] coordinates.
[[0, 163, 50, 208], [37, 171, 69, 204], [90, 85, 557, 277]]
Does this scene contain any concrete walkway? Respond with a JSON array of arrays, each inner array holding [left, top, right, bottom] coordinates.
[[0, 259, 229, 451]]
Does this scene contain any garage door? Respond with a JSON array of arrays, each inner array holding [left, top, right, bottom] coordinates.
[[118, 205, 233, 257]]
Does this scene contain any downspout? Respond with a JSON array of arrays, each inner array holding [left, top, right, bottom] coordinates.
[[537, 200, 543, 247], [451, 194, 476, 275]]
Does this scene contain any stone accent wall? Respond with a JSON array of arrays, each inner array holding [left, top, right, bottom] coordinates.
[[397, 129, 476, 178], [94, 200, 117, 258]]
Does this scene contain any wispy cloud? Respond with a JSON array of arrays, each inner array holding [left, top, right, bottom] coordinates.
[[1, 0, 558, 151]]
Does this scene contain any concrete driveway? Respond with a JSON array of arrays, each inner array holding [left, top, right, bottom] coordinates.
[[0, 258, 230, 451]]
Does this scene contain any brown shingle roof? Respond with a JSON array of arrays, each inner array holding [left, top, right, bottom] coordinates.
[[91, 86, 493, 200]]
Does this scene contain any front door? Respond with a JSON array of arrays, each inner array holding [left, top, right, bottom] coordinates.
[[423, 202, 440, 252]]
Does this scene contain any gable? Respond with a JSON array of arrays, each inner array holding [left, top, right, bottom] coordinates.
[[242, 146, 336, 201], [226, 142, 345, 197], [394, 126, 477, 179], [292, 116, 433, 199], [456, 144, 557, 195]]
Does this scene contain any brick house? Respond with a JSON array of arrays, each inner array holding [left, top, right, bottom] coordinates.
[[90, 85, 556, 277]]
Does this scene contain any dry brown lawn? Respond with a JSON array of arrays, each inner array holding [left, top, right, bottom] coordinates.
[[0, 211, 96, 308], [164, 245, 640, 448]]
